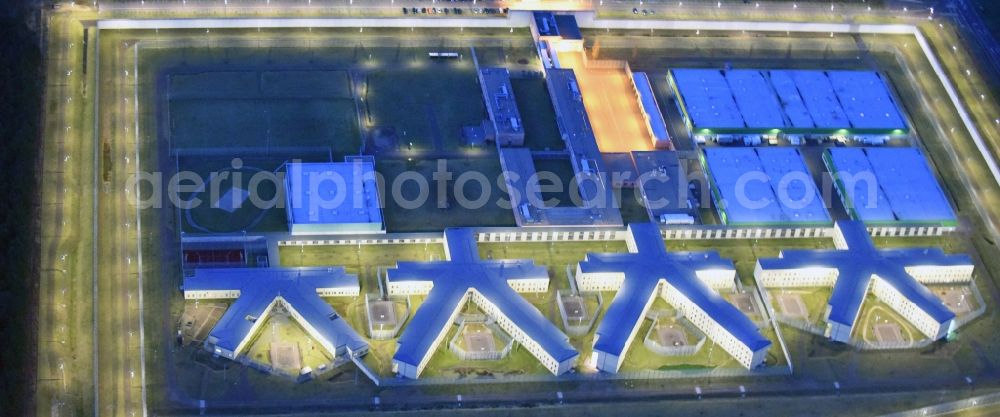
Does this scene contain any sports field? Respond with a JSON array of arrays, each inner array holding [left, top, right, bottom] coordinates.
[[166, 68, 360, 154], [364, 65, 485, 151], [176, 154, 301, 233]]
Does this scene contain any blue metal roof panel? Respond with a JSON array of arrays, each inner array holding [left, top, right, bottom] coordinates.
[[725, 70, 785, 128], [758, 221, 963, 330], [768, 70, 815, 129], [671, 69, 745, 129], [826, 71, 906, 130], [704, 147, 830, 225], [863, 147, 955, 224], [756, 147, 832, 224], [285, 161, 383, 226], [825, 148, 896, 223], [787, 70, 850, 129]]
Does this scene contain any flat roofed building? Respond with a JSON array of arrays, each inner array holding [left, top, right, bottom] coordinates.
[[632, 151, 691, 222], [771, 70, 849, 129], [701, 147, 831, 226], [631, 72, 673, 149], [387, 229, 578, 379], [755, 221, 972, 343], [533, 11, 582, 40], [824, 147, 956, 226], [537, 68, 623, 226], [478, 67, 525, 146], [182, 267, 367, 362], [826, 71, 906, 131], [724, 69, 786, 129], [670, 68, 745, 130], [669, 69, 907, 134], [284, 159, 384, 235], [577, 223, 771, 371]]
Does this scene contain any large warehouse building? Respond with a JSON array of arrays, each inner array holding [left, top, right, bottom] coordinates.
[[181, 267, 368, 363], [576, 223, 771, 371], [824, 147, 957, 226], [669, 69, 907, 141], [284, 158, 384, 235], [386, 229, 578, 379], [754, 221, 973, 343], [701, 147, 831, 226]]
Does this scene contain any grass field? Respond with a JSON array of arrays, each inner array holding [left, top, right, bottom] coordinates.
[[375, 157, 516, 231], [364, 64, 485, 151], [510, 77, 565, 151], [243, 313, 334, 374], [421, 322, 548, 379], [165, 66, 360, 154], [176, 154, 301, 233]]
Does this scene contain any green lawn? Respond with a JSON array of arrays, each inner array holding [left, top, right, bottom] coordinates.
[[365, 65, 485, 151], [510, 77, 564, 151], [375, 157, 516, 231]]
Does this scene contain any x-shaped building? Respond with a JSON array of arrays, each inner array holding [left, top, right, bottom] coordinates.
[[754, 221, 973, 343], [182, 267, 368, 364], [386, 228, 578, 379], [576, 222, 771, 372]]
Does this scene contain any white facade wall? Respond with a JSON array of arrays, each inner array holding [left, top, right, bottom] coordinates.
[[904, 265, 974, 285], [660, 283, 766, 369], [575, 267, 626, 292], [184, 289, 241, 300], [507, 277, 550, 293], [696, 269, 737, 290], [754, 262, 838, 288], [395, 291, 469, 379], [469, 290, 574, 375], [282, 297, 342, 358], [386, 280, 435, 296], [316, 286, 361, 297], [229, 296, 280, 358], [597, 285, 661, 373], [826, 320, 854, 343], [870, 277, 950, 340]]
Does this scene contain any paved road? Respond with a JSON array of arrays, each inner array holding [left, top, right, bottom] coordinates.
[[94, 31, 146, 417], [37, 12, 98, 417]]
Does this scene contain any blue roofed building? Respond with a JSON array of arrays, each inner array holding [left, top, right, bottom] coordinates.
[[701, 147, 831, 226], [386, 229, 578, 379], [182, 267, 368, 366], [668, 68, 907, 136], [754, 221, 973, 343], [824, 147, 957, 227], [576, 223, 771, 371], [284, 158, 384, 235]]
